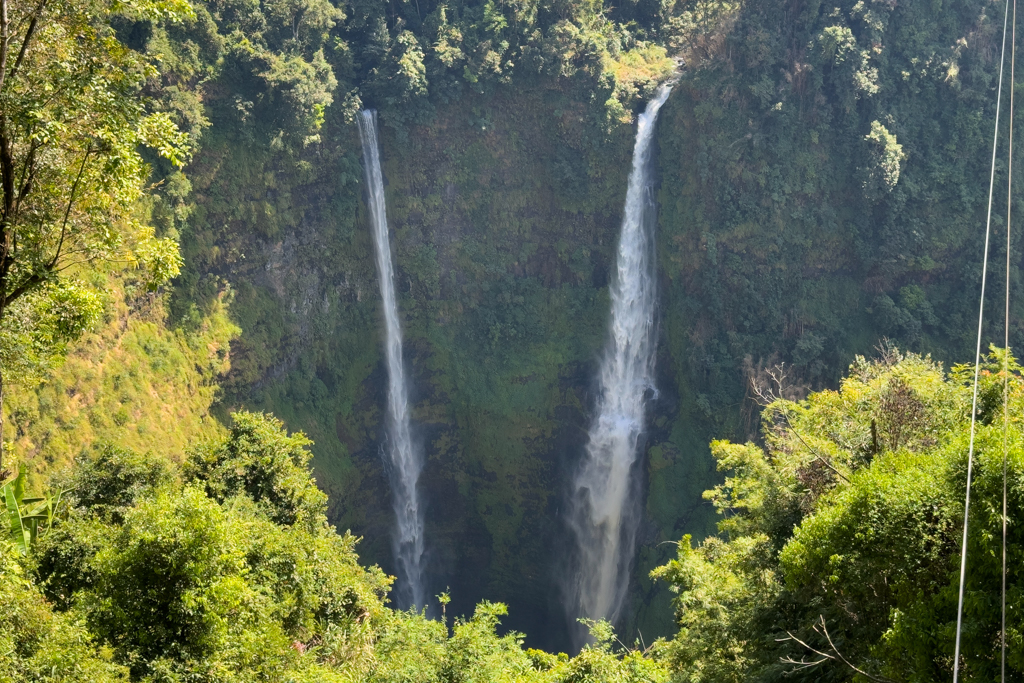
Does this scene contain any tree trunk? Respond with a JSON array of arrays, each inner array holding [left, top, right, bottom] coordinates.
[[0, 364, 6, 476]]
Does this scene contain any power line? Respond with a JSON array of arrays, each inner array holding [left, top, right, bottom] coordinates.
[[954, 0, 1013, 679], [1002, 1, 1016, 680]]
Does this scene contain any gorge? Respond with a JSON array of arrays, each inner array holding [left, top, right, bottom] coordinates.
[[6, 0, 1024, 669]]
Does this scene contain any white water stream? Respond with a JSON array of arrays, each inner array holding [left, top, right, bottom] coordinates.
[[358, 109, 425, 610], [567, 82, 674, 630]]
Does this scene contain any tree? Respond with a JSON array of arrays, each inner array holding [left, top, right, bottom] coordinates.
[[654, 349, 1024, 681], [183, 411, 328, 529], [0, 536, 128, 682], [27, 414, 669, 682], [0, 0, 192, 469], [37, 430, 391, 681]]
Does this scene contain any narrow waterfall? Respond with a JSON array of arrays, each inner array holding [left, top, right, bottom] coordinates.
[[357, 110, 425, 610], [567, 83, 674, 632]]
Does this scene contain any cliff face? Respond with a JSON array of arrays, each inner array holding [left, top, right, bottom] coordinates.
[[178, 79, 706, 649], [9, 0, 1021, 652]]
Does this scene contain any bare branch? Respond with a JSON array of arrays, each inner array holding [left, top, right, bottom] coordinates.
[[816, 616, 896, 683], [874, 338, 903, 367], [780, 655, 832, 673], [753, 366, 851, 483], [777, 631, 834, 675], [778, 628, 835, 660], [750, 362, 789, 406], [779, 616, 897, 683]]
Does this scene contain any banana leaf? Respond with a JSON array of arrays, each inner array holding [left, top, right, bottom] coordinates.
[[1, 471, 65, 555], [3, 470, 30, 554]]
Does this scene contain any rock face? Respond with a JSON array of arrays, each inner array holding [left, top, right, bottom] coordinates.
[[177, 81, 698, 650]]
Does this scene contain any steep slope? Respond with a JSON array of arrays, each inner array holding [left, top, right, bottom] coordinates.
[[168, 0, 1024, 650], [4, 275, 238, 487]]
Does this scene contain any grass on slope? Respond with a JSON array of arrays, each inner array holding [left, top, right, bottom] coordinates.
[[4, 275, 239, 488]]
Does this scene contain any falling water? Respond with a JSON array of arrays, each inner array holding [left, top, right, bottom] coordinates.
[[567, 82, 675, 634], [358, 109, 425, 610]]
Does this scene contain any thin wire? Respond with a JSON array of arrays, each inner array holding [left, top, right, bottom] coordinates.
[[1003, 3, 1016, 680], [954, 0, 1013, 679]]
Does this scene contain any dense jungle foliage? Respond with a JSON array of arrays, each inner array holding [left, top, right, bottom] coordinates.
[[3, 411, 668, 682], [8, 347, 1024, 681], [6, 0, 1024, 660], [655, 348, 1024, 682]]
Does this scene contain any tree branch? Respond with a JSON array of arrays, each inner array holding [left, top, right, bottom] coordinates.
[[778, 629, 834, 673], [0, 0, 51, 302], [5, 0, 50, 91], [10, 0, 47, 79], [49, 146, 92, 270], [786, 421, 851, 483], [1, 270, 44, 308], [13, 137, 38, 218], [0, 116, 15, 282], [778, 616, 896, 683], [752, 362, 854, 482]]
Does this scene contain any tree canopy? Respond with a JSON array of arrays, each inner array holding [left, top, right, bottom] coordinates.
[[654, 348, 1024, 681], [0, 0, 191, 466], [3, 411, 670, 682]]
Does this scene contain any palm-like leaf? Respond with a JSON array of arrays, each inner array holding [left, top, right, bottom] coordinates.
[[1, 470, 64, 554]]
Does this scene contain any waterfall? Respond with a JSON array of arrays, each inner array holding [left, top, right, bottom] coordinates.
[[357, 109, 426, 610], [567, 82, 674, 633]]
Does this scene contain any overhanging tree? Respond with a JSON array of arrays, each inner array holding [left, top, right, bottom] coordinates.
[[0, 0, 192, 469]]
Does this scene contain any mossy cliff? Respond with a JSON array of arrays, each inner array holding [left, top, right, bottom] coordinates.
[[176, 77, 700, 649]]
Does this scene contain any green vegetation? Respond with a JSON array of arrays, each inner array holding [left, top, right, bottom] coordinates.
[[8, 349, 1024, 681], [657, 0, 1020, 409], [649, 0, 1024, 637], [122, 0, 688, 645], [5, 275, 238, 488], [3, 411, 667, 682], [3, 468, 65, 556], [655, 348, 1024, 681], [0, 0, 190, 467], [5, 0, 1024, 660]]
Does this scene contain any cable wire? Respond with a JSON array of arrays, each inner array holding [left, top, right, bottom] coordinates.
[[954, 0, 1013, 679], [1003, 3, 1016, 680]]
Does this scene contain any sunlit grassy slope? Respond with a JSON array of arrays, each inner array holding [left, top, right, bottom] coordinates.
[[4, 276, 239, 487]]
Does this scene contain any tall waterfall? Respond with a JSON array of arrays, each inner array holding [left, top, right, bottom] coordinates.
[[358, 109, 425, 610], [567, 82, 674, 632]]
